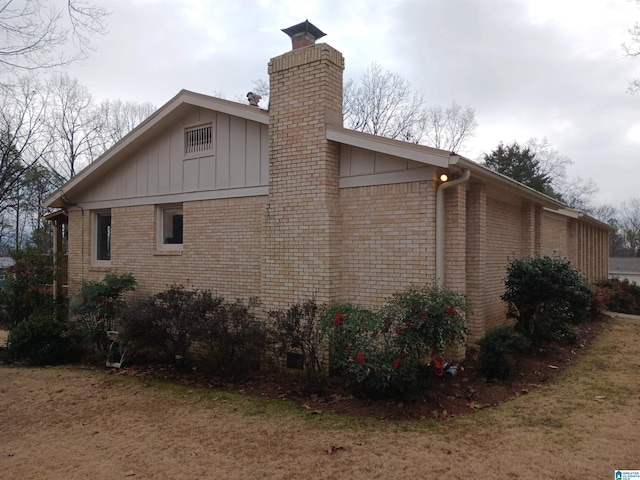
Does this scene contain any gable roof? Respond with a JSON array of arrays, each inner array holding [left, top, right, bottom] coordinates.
[[42, 90, 613, 232], [44, 90, 269, 209]]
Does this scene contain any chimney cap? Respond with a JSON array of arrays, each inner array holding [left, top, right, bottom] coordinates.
[[282, 20, 326, 49]]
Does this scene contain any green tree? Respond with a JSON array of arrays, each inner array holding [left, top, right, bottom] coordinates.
[[483, 141, 553, 194]]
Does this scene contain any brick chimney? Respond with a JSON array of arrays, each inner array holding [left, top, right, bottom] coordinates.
[[261, 21, 344, 308]]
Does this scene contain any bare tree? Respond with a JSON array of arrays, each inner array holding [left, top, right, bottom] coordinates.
[[0, 76, 52, 209], [618, 198, 640, 256], [47, 73, 103, 178], [343, 63, 426, 141], [624, 0, 640, 93], [525, 137, 597, 210], [344, 63, 477, 152], [97, 98, 156, 151], [0, 0, 108, 75], [420, 103, 477, 152]]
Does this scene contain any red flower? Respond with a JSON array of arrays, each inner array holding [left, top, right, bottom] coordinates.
[[333, 311, 344, 327], [395, 327, 403, 336], [419, 313, 427, 320], [356, 351, 365, 365], [405, 321, 413, 329], [392, 358, 402, 370], [445, 305, 456, 316]]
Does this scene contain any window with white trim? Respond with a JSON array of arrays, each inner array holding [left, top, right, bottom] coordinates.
[[157, 205, 183, 250], [94, 210, 112, 263], [185, 124, 212, 155]]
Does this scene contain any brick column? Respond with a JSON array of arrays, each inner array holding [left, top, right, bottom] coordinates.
[[262, 43, 344, 308], [521, 201, 541, 256], [443, 183, 467, 291], [465, 182, 487, 340]]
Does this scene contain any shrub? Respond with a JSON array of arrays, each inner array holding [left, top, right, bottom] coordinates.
[[70, 272, 136, 353], [0, 249, 57, 329], [199, 296, 263, 377], [321, 284, 470, 399], [322, 303, 416, 398], [382, 284, 470, 357], [268, 299, 325, 382], [502, 255, 590, 344], [122, 285, 263, 375], [121, 285, 205, 370], [477, 326, 531, 380], [594, 278, 640, 315], [7, 315, 84, 365]]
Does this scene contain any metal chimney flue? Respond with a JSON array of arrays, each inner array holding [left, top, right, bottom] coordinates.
[[281, 20, 326, 50]]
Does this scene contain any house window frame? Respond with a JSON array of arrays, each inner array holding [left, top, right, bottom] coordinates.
[[184, 123, 213, 156], [92, 209, 112, 266], [157, 204, 183, 251]]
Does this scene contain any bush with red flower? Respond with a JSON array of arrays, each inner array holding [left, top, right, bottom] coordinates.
[[320, 284, 470, 399]]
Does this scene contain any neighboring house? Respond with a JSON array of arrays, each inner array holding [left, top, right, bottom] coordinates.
[[44, 21, 612, 343], [609, 257, 640, 284]]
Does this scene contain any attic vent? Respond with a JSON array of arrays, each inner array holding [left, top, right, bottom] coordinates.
[[185, 125, 212, 155]]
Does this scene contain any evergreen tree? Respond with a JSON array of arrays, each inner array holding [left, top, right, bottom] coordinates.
[[483, 141, 554, 195]]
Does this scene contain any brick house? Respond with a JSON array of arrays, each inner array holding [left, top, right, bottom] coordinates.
[[44, 21, 611, 342]]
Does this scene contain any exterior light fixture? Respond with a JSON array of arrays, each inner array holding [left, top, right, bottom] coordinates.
[[440, 174, 449, 182]]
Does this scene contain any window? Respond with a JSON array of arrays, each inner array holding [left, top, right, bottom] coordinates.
[[95, 211, 111, 262], [185, 124, 212, 155], [158, 205, 183, 249]]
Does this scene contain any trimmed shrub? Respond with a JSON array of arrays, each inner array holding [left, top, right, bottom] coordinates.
[[122, 285, 263, 376], [121, 285, 207, 370], [502, 255, 590, 344], [7, 316, 84, 365], [322, 284, 470, 399], [199, 296, 263, 377], [71, 272, 136, 353], [477, 326, 531, 380], [268, 299, 325, 382]]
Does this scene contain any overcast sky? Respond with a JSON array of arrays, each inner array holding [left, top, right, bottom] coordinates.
[[65, 0, 640, 208]]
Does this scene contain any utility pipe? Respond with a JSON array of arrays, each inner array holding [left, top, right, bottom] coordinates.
[[435, 168, 470, 285]]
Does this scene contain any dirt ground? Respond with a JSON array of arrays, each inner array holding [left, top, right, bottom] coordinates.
[[1, 314, 639, 479]]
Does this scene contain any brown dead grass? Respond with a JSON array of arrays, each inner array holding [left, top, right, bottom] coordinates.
[[1, 315, 639, 479]]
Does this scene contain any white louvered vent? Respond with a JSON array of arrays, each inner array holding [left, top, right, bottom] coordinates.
[[185, 125, 212, 154]]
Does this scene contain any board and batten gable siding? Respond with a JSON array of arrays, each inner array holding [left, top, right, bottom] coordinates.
[[338, 145, 434, 186], [78, 106, 268, 205]]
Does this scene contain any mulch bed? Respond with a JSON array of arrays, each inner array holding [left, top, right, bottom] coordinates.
[[107, 315, 611, 421]]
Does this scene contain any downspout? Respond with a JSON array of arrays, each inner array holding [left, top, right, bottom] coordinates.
[[435, 164, 470, 286]]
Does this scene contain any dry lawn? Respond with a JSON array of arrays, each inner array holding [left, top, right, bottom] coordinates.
[[1, 314, 639, 479]]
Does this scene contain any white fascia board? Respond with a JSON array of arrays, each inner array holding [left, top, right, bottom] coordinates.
[[66, 186, 269, 211], [326, 126, 450, 168], [183, 91, 269, 125]]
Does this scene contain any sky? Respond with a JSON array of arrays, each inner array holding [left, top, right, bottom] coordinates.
[[64, 0, 640, 208]]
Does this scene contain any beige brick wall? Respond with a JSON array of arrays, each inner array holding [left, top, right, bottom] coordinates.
[[339, 181, 435, 306], [66, 197, 265, 301]]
